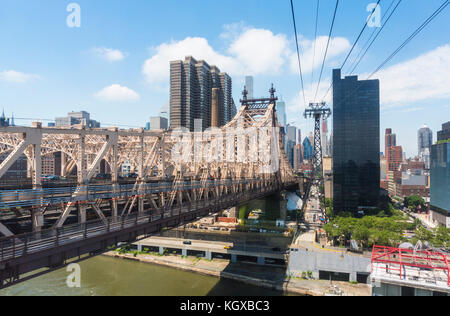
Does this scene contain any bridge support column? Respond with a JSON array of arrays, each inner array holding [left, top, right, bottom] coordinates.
[[78, 203, 86, 224], [182, 249, 187, 257], [350, 272, 357, 283], [32, 209, 44, 232], [257, 257, 265, 265], [159, 246, 164, 255], [231, 254, 237, 263], [205, 251, 212, 261], [137, 244, 142, 252]]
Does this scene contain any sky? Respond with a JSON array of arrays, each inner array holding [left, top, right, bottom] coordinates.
[[0, 0, 449, 157]]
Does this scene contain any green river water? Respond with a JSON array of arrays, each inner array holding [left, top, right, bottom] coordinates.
[[0, 255, 285, 296]]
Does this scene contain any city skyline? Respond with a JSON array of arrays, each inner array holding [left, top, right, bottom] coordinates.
[[1, 1, 449, 157]]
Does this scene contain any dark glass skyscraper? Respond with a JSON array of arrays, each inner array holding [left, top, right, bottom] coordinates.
[[332, 69, 380, 214], [430, 122, 450, 227]]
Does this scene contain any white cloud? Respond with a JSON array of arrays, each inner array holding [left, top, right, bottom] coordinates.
[[142, 27, 291, 86], [95, 84, 140, 102], [92, 47, 127, 62], [142, 37, 238, 85], [373, 45, 450, 107], [290, 36, 351, 75], [0, 70, 39, 83]]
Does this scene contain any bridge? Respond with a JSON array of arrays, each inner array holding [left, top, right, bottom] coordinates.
[[0, 86, 298, 288]]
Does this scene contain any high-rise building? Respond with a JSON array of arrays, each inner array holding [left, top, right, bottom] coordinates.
[[275, 101, 287, 127], [430, 123, 450, 228], [385, 128, 397, 171], [302, 137, 313, 161], [388, 145, 403, 172], [418, 125, 433, 156], [322, 120, 330, 157], [245, 76, 254, 99], [332, 69, 380, 213], [293, 144, 302, 171], [286, 125, 297, 168], [170, 56, 233, 131], [437, 121, 450, 141]]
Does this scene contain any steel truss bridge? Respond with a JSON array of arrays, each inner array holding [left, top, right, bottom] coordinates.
[[0, 87, 298, 288]]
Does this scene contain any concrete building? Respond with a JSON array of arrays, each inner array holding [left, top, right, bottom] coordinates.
[[418, 124, 433, 156], [55, 111, 100, 128], [430, 123, 450, 228], [332, 69, 380, 213], [149, 116, 168, 131], [288, 245, 371, 283]]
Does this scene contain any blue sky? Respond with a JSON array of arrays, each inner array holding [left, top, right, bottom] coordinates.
[[0, 0, 449, 157]]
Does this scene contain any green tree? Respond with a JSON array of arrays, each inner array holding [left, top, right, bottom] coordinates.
[[404, 196, 426, 211]]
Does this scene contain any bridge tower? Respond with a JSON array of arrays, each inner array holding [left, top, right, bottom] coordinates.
[[304, 102, 331, 178]]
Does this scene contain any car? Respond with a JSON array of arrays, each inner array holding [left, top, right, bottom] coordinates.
[[183, 241, 192, 245], [272, 247, 282, 252], [224, 245, 233, 250]]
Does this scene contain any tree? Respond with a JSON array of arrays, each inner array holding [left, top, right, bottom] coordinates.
[[404, 195, 426, 211]]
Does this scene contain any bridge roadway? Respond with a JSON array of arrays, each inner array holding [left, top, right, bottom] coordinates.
[[0, 180, 297, 288], [0, 179, 262, 209], [134, 236, 286, 264]]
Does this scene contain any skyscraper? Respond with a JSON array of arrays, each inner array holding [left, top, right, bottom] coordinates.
[[302, 137, 313, 161], [286, 125, 297, 168], [418, 125, 433, 156], [437, 121, 450, 141], [245, 76, 254, 99], [332, 69, 380, 213], [322, 120, 329, 157], [275, 101, 287, 127], [430, 122, 450, 228], [170, 56, 233, 131]]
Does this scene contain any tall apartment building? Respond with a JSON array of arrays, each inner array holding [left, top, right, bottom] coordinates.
[[170, 56, 233, 131], [332, 69, 380, 214]]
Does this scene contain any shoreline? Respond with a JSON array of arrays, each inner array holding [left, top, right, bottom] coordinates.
[[103, 251, 369, 296]]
